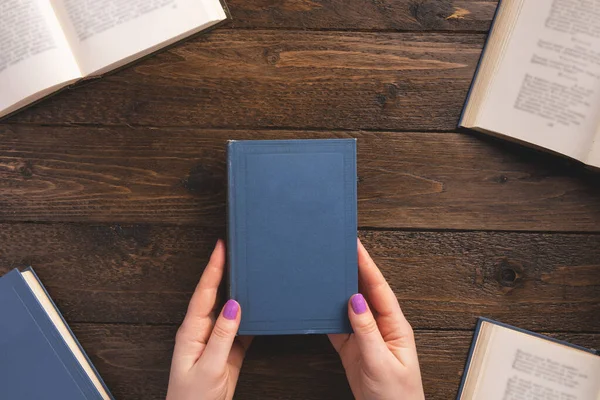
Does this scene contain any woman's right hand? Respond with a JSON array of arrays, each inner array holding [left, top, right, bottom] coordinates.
[[328, 239, 425, 400]]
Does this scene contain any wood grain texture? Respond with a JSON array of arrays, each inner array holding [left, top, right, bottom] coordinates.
[[2, 126, 600, 230], [1, 2, 597, 399], [70, 324, 600, 400], [1, 224, 598, 330], [226, 0, 497, 32], [4, 31, 483, 131]]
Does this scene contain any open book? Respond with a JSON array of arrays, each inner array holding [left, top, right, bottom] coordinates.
[[0, 0, 228, 119], [458, 318, 600, 400], [460, 0, 600, 168]]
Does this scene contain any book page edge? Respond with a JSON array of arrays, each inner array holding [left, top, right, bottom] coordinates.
[[20, 270, 111, 400]]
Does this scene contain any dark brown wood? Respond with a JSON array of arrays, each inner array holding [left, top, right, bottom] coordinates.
[[2, 126, 600, 230], [361, 230, 600, 332], [2, 223, 598, 331], [1, 1, 598, 398], [226, 0, 497, 32], [4, 31, 484, 131], [70, 323, 600, 400]]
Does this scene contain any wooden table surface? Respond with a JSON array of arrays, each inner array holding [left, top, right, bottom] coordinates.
[[2, 1, 600, 399]]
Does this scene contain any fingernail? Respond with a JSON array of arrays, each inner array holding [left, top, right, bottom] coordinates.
[[223, 299, 239, 320], [351, 294, 367, 314]]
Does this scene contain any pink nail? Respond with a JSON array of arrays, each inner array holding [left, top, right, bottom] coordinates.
[[223, 299, 239, 320], [351, 294, 367, 314]]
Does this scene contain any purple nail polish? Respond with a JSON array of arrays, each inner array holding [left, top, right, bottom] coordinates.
[[223, 299, 239, 320], [351, 294, 367, 314]]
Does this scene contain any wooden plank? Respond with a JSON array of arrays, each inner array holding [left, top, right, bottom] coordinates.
[[70, 323, 600, 400], [1, 224, 598, 331], [2, 126, 600, 231], [226, 0, 497, 32], [4, 31, 484, 130]]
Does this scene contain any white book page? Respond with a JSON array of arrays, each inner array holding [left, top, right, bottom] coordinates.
[[586, 127, 600, 168], [51, 0, 227, 77], [471, 326, 600, 400], [0, 0, 81, 117], [479, 0, 600, 161]]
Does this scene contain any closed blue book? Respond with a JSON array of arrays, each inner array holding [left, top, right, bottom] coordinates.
[[227, 139, 358, 335], [0, 268, 114, 400]]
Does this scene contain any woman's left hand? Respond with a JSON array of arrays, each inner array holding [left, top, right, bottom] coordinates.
[[166, 240, 252, 400]]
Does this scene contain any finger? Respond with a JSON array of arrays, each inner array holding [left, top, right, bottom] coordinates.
[[358, 240, 412, 336], [200, 299, 241, 371], [348, 294, 389, 369], [358, 239, 401, 318], [172, 240, 226, 371], [358, 239, 417, 365], [186, 239, 226, 321]]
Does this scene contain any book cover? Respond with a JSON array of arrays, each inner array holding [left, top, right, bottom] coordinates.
[[227, 139, 358, 335], [0, 268, 113, 400]]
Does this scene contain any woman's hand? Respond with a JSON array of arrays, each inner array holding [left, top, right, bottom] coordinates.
[[166, 240, 252, 400], [329, 240, 425, 400]]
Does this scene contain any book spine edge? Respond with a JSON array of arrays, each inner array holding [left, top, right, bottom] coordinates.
[[348, 139, 358, 333], [22, 267, 116, 400], [456, 317, 485, 400], [226, 141, 236, 302], [458, 0, 505, 127]]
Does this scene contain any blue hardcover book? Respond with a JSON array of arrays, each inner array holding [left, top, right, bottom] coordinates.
[[227, 139, 358, 335], [0, 268, 114, 400], [457, 318, 600, 399]]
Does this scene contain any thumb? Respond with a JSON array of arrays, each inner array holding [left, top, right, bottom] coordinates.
[[349, 294, 389, 368], [200, 299, 241, 370]]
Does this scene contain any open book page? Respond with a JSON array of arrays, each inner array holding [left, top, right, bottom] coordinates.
[[478, 0, 600, 162], [469, 324, 600, 400], [50, 0, 227, 77], [0, 0, 81, 117]]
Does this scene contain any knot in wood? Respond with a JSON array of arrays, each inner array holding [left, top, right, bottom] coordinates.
[[500, 268, 517, 283], [494, 175, 509, 184], [409, 0, 455, 30], [264, 49, 280, 65], [496, 259, 524, 288], [182, 164, 223, 194], [18, 160, 34, 178]]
